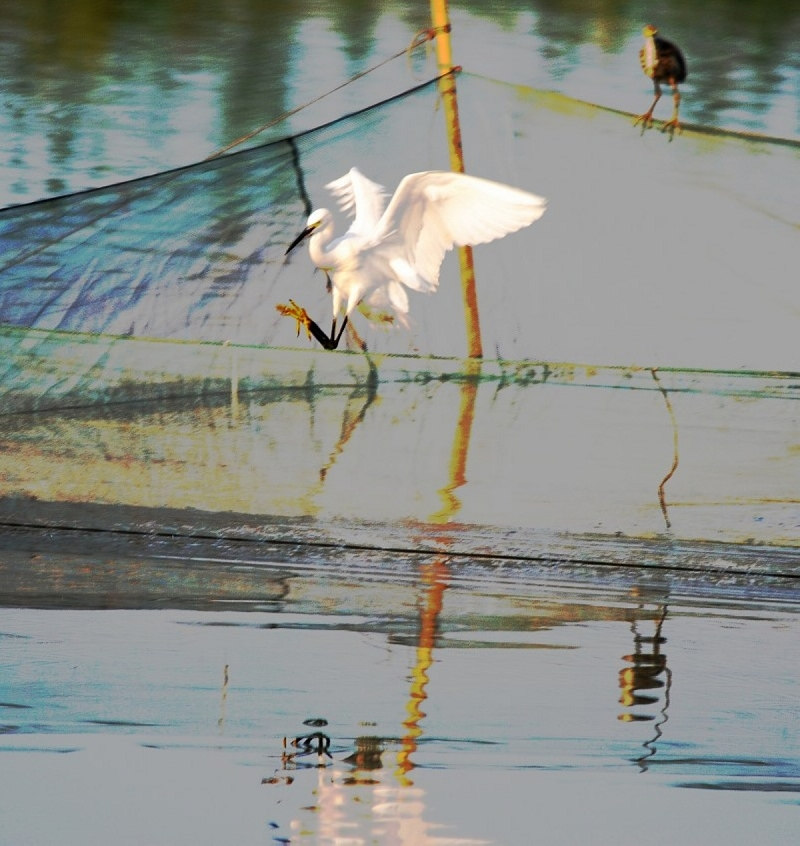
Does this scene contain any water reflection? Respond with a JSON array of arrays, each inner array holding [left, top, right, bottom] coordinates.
[[618, 602, 673, 772], [283, 729, 333, 764], [256, 555, 451, 841], [240, 556, 800, 842], [430, 366, 480, 523], [1, 0, 797, 206], [2, 351, 799, 548], [2, 555, 799, 843], [396, 557, 450, 785]]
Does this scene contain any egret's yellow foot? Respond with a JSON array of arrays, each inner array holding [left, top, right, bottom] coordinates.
[[276, 299, 312, 340]]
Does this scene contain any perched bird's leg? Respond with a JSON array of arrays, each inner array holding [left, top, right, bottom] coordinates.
[[634, 82, 662, 133], [661, 80, 682, 138]]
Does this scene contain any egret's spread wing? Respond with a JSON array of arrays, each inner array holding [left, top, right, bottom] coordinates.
[[377, 171, 547, 292], [326, 167, 388, 234]]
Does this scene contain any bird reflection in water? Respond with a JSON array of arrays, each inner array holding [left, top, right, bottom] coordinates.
[[286, 731, 333, 761], [318, 364, 377, 484], [618, 603, 673, 771], [341, 736, 388, 786], [280, 717, 334, 770], [262, 561, 451, 842]]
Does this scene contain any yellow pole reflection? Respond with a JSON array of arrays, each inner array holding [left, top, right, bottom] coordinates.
[[395, 556, 450, 785], [430, 359, 482, 523]]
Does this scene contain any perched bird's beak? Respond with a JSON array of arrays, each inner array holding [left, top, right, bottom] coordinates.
[[285, 224, 315, 256]]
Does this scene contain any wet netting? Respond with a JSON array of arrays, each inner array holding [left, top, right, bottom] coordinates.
[[1, 70, 798, 412], [0, 66, 798, 567], [0, 76, 456, 349]]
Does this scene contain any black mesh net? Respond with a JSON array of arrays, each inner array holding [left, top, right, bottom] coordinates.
[[1, 72, 798, 416], [0, 72, 798, 553], [0, 78, 455, 348]]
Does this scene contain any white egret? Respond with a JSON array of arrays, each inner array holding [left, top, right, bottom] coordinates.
[[278, 167, 547, 349]]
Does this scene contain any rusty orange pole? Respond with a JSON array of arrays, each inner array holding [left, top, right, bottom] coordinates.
[[429, 0, 482, 358]]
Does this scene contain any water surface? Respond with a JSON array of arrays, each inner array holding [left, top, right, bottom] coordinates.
[[1, 0, 798, 207], [1, 5, 799, 842], [1, 549, 799, 844]]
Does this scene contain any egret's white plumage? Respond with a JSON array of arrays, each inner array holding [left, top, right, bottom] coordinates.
[[283, 167, 546, 345]]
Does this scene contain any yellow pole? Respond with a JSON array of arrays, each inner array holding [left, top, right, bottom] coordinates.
[[429, 0, 482, 358]]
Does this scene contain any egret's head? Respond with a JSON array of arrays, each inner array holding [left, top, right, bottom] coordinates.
[[642, 24, 658, 38], [306, 208, 329, 228], [285, 208, 330, 255]]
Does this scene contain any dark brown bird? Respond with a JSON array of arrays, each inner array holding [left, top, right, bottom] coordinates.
[[634, 25, 687, 136]]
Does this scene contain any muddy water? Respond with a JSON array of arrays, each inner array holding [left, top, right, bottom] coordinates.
[[1, 548, 798, 845]]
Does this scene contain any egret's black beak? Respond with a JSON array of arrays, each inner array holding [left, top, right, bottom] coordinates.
[[285, 225, 314, 256]]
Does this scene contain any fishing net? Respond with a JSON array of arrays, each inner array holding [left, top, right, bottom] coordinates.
[[0, 67, 798, 556], [0, 77, 452, 348], [1, 70, 798, 384]]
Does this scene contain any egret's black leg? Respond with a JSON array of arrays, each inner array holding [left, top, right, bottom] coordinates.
[[303, 315, 342, 350], [305, 314, 349, 350], [332, 315, 349, 348], [276, 300, 350, 350]]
